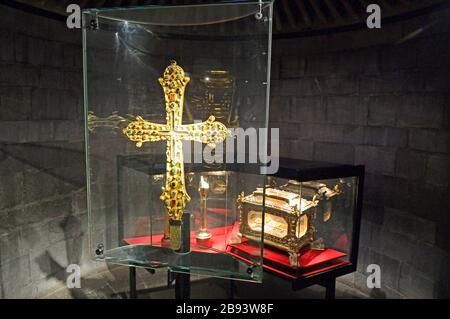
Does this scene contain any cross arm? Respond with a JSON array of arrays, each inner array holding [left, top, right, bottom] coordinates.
[[179, 115, 229, 148], [123, 116, 170, 148]]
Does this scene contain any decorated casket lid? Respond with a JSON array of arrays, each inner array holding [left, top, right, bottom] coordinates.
[[241, 187, 317, 215]]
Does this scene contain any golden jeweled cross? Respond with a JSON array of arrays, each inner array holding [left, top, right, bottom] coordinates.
[[123, 61, 228, 250]]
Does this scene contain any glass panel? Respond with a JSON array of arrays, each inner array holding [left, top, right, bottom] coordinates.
[[83, 1, 273, 283]]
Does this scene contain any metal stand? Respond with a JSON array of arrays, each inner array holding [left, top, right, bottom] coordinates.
[[127, 213, 191, 299], [324, 277, 336, 299], [129, 267, 137, 299], [175, 212, 191, 299]]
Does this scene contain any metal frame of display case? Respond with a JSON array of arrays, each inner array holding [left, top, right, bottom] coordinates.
[[115, 156, 364, 299]]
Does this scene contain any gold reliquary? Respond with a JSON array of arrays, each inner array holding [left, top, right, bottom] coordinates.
[[237, 180, 341, 267]]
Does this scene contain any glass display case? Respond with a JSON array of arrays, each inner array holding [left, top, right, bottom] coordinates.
[[256, 159, 364, 283], [83, 1, 274, 283], [82, 1, 363, 286]]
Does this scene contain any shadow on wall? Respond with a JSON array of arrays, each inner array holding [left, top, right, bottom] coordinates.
[[0, 143, 88, 298], [0, 143, 86, 187]]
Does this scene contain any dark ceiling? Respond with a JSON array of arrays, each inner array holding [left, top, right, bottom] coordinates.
[[5, 0, 450, 37]]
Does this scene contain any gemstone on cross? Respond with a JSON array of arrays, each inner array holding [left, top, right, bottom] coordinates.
[[123, 61, 229, 250]]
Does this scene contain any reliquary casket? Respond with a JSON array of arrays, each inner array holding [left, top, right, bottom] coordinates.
[[237, 180, 341, 267]]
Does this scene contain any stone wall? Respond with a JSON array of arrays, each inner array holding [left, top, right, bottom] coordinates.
[[270, 9, 450, 298], [0, 4, 90, 298], [0, 3, 449, 299]]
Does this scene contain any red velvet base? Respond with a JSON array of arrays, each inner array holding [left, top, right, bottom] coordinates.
[[125, 224, 237, 254], [124, 221, 349, 280]]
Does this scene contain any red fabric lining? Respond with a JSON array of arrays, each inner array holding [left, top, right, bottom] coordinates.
[[124, 221, 349, 279]]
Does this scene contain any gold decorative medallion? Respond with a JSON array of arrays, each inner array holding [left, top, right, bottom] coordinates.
[[123, 61, 229, 250]]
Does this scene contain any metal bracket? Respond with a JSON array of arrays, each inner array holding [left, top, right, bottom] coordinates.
[[95, 243, 104, 257], [255, 0, 263, 20], [86, 13, 98, 30], [167, 269, 175, 287]]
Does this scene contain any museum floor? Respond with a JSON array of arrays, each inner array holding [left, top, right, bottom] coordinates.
[[42, 265, 368, 299]]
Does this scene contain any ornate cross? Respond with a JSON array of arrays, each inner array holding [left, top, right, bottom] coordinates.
[[123, 61, 229, 250]]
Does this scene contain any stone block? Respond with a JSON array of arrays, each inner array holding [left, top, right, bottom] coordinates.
[[0, 86, 32, 120], [409, 129, 450, 154], [0, 30, 14, 62], [272, 78, 321, 97], [363, 173, 402, 208], [342, 126, 365, 144], [437, 277, 450, 299], [22, 170, 61, 203], [269, 96, 291, 123], [53, 120, 84, 141], [319, 75, 358, 95], [47, 19, 81, 44], [359, 220, 381, 251], [355, 145, 396, 176], [19, 221, 50, 254], [364, 127, 408, 147], [26, 121, 55, 143], [0, 62, 39, 86], [361, 203, 384, 226], [326, 96, 368, 125], [39, 68, 65, 90], [45, 41, 65, 68], [63, 70, 83, 92], [0, 255, 31, 298], [383, 208, 436, 244], [401, 182, 449, 224], [375, 228, 417, 264], [425, 68, 450, 92], [31, 88, 79, 120], [360, 71, 424, 94], [51, 168, 85, 194], [399, 263, 437, 298], [313, 142, 354, 164], [380, 42, 417, 71], [280, 55, 305, 78], [0, 210, 14, 234], [425, 155, 450, 187], [305, 53, 336, 76], [367, 95, 402, 126], [435, 223, 450, 252], [334, 48, 380, 76], [417, 35, 450, 68], [409, 242, 450, 278], [395, 149, 427, 181], [18, 197, 73, 226], [15, 34, 46, 65], [296, 123, 341, 143], [0, 173, 23, 210], [0, 230, 24, 265], [291, 96, 325, 123], [277, 122, 300, 140], [0, 149, 31, 176], [290, 139, 314, 160], [397, 94, 445, 129], [63, 44, 83, 69]]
